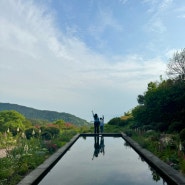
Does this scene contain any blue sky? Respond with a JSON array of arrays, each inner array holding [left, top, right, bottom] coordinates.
[[0, 0, 185, 122]]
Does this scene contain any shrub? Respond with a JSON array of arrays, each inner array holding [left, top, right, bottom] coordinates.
[[41, 131, 52, 140], [108, 117, 126, 126], [18, 163, 28, 175], [25, 128, 39, 139], [169, 121, 185, 132], [43, 141, 58, 153], [125, 130, 133, 137]]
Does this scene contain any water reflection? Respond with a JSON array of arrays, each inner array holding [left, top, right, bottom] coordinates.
[[92, 136, 105, 159], [38, 137, 170, 185], [124, 142, 168, 184], [100, 136, 105, 155]]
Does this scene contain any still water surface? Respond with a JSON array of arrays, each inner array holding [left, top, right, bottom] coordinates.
[[39, 136, 168, 185]]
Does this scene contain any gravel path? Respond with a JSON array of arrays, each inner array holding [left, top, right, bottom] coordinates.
[[0, 147, 14, 158], [0, 149, 7, 158]]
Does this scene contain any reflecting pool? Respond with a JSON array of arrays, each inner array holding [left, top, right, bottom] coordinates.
[[38, 136, 168, 185]]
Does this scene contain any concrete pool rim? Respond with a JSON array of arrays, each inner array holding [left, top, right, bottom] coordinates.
[[17, 133, 185, 185]]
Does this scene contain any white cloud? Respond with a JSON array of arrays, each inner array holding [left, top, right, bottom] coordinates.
[[119, 0, 128, 5], [88, 6, 123, 48], [144, 0, 173, 34], [0, 0, 167, 121], [175, 6, 185, 19]]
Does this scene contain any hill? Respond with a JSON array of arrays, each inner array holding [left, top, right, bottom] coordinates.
[[0, 103, 89, 126]]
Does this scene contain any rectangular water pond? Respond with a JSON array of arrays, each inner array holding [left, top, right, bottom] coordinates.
[[38, 136, 169, 185]]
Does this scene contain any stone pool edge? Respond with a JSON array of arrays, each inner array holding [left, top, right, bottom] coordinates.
[[121, 132, 185, 185], [17, 133, 185, 185], [17, 134, 80, 185]]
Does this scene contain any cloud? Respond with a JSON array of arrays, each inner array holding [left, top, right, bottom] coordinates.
[[88, 6, 123, 48], [175, 6, 185, 19], [118, 0, 128, 5], [0, 0, 167, 120], [143, 0, 173, 34]]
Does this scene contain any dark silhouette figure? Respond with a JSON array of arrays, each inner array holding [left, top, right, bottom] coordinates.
[[99, 136, 105, 155], [92, 111, 100, 134], [92, 136, 100, 159]]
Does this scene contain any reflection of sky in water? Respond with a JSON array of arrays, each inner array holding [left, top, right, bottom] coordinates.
[[39, 137, 168, 185]]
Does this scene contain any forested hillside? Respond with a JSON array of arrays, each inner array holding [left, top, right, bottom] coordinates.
[[0, 103, 89, 126]]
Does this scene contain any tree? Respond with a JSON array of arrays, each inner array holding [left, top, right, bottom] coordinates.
[[132, 78, 185, 132], [137, 95, 145, 105], [54, 120, 66, 129], [0, 110, 25, 132], [166, 49, 185, 80]]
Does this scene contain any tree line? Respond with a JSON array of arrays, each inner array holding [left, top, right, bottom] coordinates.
[[108, 48, 185, 133]]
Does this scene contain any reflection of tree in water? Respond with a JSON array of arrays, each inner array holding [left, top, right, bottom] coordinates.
[[82, 136, 86, 140], [138, 156, 145, 162], [124, 141, 131, 148], [138, 156, 167, 184], [124, 141, 132, 148], [149, 166, 161, 182], [92, 136, 105, 160], [149, 166, 167, 184]]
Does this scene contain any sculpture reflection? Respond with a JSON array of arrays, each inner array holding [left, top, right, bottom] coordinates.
[[92, 136, 105, 160]]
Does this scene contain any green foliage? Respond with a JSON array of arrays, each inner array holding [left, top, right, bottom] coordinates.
[[168, 121, 185, 132], [180, 159, 185, 174], [54, 120, 66, 129], [28, 119, 49, 126], [59, 130, 77, 142], [41, 131, 52, 140], [0, 127, 77, 185], [124, 130, 133, 137], [42, 141, 58, 153], [132, 79, 185, 133], [42, 126, 60, 138], [131, 131, 181, 171], [0, 110, 25, 133], [0, 104, 89, 184], [137, 94, 145, 104], [180, 129, 185, 142], [22, 119, 32, 129], [25, 128, 39, 139], [108, 117, 127, 126], [78, 125, 91, 133], [102, 124, 124, 133]]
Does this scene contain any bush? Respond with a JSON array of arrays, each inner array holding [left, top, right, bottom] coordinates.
[[155, 122, 169, 132], [125, 130, 134, 137], [18, 163, 28, 175], [43, 141, 58, 153], [43, 127, 60, 137], [169, 121, 185, 132], [108, 117, 126, 126], [180, 159, 185, 174], [25, 128, 39, 139], [41, 131, 52, 140]]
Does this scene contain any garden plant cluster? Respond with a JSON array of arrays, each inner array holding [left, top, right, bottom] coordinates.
[[0, 111, 90, 185]]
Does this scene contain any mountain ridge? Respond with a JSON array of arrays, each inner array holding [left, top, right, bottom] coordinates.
[[0, 102, 89, 126]]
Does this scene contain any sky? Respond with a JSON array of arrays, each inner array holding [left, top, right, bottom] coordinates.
[[1, 0, 185, 122]]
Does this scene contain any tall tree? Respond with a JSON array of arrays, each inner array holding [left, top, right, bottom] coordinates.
[[0, 110, 25, 132], [166, 49, 185, 80]]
